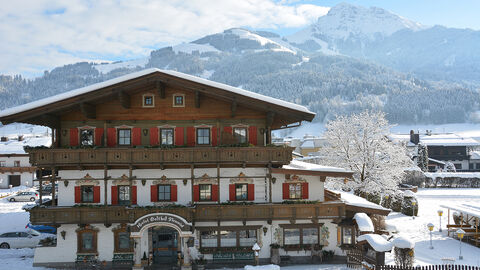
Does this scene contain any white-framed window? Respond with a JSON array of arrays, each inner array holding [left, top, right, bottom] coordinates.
[[143, 94, 155, 108], [196, 128, 210, 145], [173, 94, 185, 107], [233, 127, 247, 143], [118, 129, 131, 146], [160, 128, 174, 145], [80, 129, 94, 146]]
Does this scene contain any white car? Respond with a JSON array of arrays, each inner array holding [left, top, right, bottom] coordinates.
[[9, 191, 39, 202], [0, 229, 43, 249]]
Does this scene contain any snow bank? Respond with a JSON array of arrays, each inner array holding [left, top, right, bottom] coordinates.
[[357, 234, 393, 252], [0, 135, 51, 154], [353, 213, 374, 232], [245, 265, 280, 270], [425, 172, 480, 178], [392, 237, 415, 249], [403, 190, 416, 198]]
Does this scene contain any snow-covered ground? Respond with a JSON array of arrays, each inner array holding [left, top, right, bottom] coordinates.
[[0, 188, 479, 269], [385, 188, 480, 266]]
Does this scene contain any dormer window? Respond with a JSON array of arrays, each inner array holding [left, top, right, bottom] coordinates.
[[173, 94, 185, 107], [143, 94, 154, 107]]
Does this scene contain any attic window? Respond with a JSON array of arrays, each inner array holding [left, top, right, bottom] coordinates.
[[143, 94, 154, 108], [173, 94, 185, 107]]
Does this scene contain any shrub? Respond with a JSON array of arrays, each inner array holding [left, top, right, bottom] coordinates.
[[394, 247, 414, 267]]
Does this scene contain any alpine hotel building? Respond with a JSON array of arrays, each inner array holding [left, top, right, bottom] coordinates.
[[0, 69, 389, 269]]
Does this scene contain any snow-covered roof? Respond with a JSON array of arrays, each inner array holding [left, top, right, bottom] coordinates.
[[300, 140, 315, 148], [388, 132, 480, 147], [428, 158, 445, 165], [392, 237, 415, 249], [283, 159, 353, 174], [0, 68, 314, 119], [334, 191, 391, 213], [353, 213, 375, 232], [0, 136, 51, 154], [470, 151, 480, 160], [357, 234, 393, 252]]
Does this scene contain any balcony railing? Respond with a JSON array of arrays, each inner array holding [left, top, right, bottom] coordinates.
[[27, 146, 293, 167], [27, 203, 346, 225]]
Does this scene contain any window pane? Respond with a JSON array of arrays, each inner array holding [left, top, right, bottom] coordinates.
[[118, 129, 131, 145], [239, 230, 257, 246], [175, 96, 183, 105], [343, 227, 353, 245], [80, 129, 94, 146], [197, 128, 210, 145], [161, 129, 174, 145], [284, 228, 300, 245], [233, 128, 247, 143], [118, 232, 130, 250], [82, 186, 94, 203], [201, 231, 217, 247], [200, 184, 211, 200], [144, 96, 153, 106], [235, 184, 248, 200], [220, 231, 236, 247], [302, 228, 318, 244], [158, 185, 171, 201], [289, 183, 302, 199], [82, 232, 94, 250], [118, 186, 130, 205]]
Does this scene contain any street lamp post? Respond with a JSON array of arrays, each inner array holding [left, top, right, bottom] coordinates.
[[437, 210, 443, 232], [252, 242, 261, 265], [456, 229, 465, 260], [427, 223, 434, 249], [412, 201, 416, 219]]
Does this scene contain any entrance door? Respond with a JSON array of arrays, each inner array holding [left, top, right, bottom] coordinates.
[[151, 227, 178, 264], [8, 175, 21, 187]]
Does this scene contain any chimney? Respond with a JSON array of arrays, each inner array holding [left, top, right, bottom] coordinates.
[[409, 130, 419, 145], [0, 137, 8, 142]]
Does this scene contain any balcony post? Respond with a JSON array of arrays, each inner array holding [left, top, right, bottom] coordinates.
[[268, 163, 272, 203], [51, 167, 56, 206], [190, 165, 194, 205], [104, 166, 108, 206], [217, 164, 220, 204], [129, 165, 133, 206], [38, 169, 43, 205]]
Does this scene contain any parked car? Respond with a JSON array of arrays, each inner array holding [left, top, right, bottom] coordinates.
[[9, 191, 39, 202], [25, 223, 56, 235], [0, 229, 43, 249]]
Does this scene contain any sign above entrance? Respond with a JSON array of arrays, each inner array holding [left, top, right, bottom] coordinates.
[[130, 213, 192, 233]]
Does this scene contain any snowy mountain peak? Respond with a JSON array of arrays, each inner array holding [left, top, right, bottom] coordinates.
[[193, 28, 295, 54], [318, 2, 425, 39], [287, 2, 426, 45]]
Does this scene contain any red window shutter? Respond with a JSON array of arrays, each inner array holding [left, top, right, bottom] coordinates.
[[175, 127, 184, 146], [224, 126, 232, 134], [193, 185, 199, 202], [93, 186, 100, 203], [248, 126, 257, 145], [150, 127, 159, 145], [186, 127, 195, 146], [107, 128, 116, 147], [302, 182, 309, 199], [95, 128, 103, 146], [69, 128, 78, 146], [211, 184, 219, 202], [111, 186, 118, 205], [132, 186, 137, 205], [171, 185, 178, 202], [212, 127, 218, 146], [132, 127, 142, 146], [74, 186, 81, 203], [282, 183, 289, 199], [247, 184, 255, 201], [150, 185, 158, 202], [229, 184, 235, 201]]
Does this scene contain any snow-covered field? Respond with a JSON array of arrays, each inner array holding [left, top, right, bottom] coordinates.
[[385, 188, 480, 266], [0, 188, 478, 269]]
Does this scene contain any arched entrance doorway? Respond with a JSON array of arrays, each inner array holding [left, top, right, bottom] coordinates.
[[129, 213, 193, 268], [150, 226, 179, 264]]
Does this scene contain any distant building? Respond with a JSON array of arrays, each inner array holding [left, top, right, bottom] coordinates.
[[0, 135, 51, 188]]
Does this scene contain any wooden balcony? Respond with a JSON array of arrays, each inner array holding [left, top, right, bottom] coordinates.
[[27, 203, 346, 225], [26, 146, 293, 168]]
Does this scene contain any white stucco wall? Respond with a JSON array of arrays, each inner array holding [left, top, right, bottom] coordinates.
[[271, 173, 324, 202], [0, 172, 35, 188]]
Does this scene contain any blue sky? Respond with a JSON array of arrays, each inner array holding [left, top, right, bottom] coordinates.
[[1, 0, 479, 78]]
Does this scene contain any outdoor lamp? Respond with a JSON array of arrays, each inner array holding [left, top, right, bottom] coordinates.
[[437, 210, 443, 232], [252, 243, 261, 265], [411, 201, 417, 219], [456, 229, 465, 260], [60, 231, 66, 240], [427, 223, 434, 249], [263, 227, 268, 236]]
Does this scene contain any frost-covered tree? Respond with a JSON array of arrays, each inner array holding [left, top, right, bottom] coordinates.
[[320, 111, 412, 193], [416, 143, 428, 172]]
